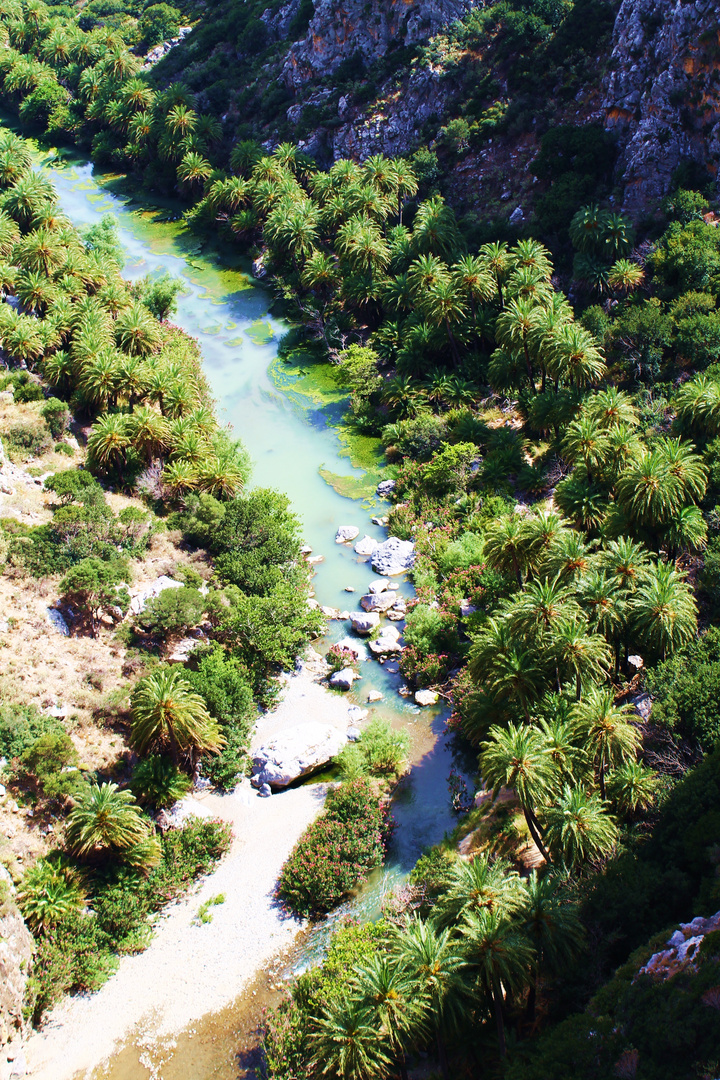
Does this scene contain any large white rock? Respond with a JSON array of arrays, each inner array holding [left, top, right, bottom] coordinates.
[[369, 626, 403, 655], [251, 722, 347, 788], [371, 537, 415, 576], [329, 667, 358, 690], [130, 575, 182, 616], [350, 610, 380, 634], [336, 635, 369, 660], [164, 796, 212, 829], [335, 525, 359, 543], [46, 607, 70, 636], [368, 578, 389, 594], [415, 689, 439, 706], [359, 592, 397, 613], [354, 535, 378, 556]]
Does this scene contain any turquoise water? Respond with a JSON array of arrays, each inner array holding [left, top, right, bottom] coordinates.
[[34, 153, 469, 1075]]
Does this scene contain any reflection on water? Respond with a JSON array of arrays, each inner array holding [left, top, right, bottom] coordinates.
[[30, 151, 474, 1078]]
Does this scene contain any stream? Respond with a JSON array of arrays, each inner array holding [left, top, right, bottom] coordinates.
[[30, 147, 469, 1077]]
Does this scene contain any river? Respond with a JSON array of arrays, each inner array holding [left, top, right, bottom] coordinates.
[[30, 147, 468, 1077]]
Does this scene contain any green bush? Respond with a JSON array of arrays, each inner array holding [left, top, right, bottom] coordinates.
[[184, 644, 256, 787], [0, 703, 65, 768], [647, 628, 720, 748], [1, 416, 52, 458], [44, 469, 105, 507], [336, 718, 409, 779], [136, 585, 206, 636], [130, 755, 191, 808], [277, 779, 392, 917], [41, 398, 70, 439], [21, 732, 80, 799]]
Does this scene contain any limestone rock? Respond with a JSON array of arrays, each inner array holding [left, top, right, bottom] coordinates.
[[459, 599, 477, 618], [0, 908, 33, 1057], [347, 705, 368, 723], [46, 607, 70, 636], [359, 591, 397, 613], [371, 537, 416, 576], [346, 726, 361, 741], [368, 578, 389, 594], [367, 690, 383, 702], [335, 525, 360, 543], [251, 722, 347, 787], [369, 625, 403, 655], [350, 610, 380, 634], [376, 479, 396, 497], [354, 534, 377, 556], [638, 909, 720, 981], [329, 667, 359, 690], [163, 796, 212, 829], [415, 689, 439, 706], [129, 576, 182, 616]]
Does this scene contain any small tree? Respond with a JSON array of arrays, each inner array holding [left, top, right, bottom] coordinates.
[[136, 585, 206, 636], [59, 557, 130, 637]]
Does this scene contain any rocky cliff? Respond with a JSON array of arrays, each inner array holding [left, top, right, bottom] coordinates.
[[603, 0, 720, 216], [0, 873, 33, 1079]]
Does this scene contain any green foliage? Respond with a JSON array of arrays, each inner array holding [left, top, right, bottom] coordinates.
[[136, 584, 206, 635], [130, 754, 191, 808], [0, 701, 65, 769], [277, 779, 392, 917], [336, 719, 410, 780], [59, 556, 130, 636], [40, 397, 69, 439], [184, 644, 256, 786], [21, 731, 80, 799], [647, 628, 720, 748], [138, 3, 181, 48]]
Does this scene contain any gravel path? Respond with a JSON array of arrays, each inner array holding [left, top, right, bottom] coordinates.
[[25, 661, 352, 1080]]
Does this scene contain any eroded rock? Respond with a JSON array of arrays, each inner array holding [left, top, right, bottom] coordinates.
[[251, 722, 347, 787]]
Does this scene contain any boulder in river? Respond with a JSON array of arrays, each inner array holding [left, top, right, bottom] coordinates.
[[415, 689, 439, 706], [251, 722, 347, 788], [376, 479, 396, 498], [369, 625, 403, 655], [371, 537, 415, 576], [359, 592, 397, 613], [335, 525, 359, 543], [368, 578, 389, 594], [350, 610, 380, 634], [329, 667, 359, 690], [354, 535, 377, 556]]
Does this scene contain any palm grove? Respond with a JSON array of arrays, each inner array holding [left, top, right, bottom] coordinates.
[[0, 0, 719, 1073]]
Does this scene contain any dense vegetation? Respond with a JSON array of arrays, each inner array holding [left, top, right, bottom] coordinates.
[[0, 0, 719, 1073]]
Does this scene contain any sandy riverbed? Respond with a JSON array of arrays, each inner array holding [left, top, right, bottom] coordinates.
[[24, 660, 354, 1080]]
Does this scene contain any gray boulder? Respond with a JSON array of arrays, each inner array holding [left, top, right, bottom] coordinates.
[[415, 689, 439, 706], [335, 525, 359, 543], [371, 537, 416, 576], [369, 625, 403, 655], [354, 534, 377, 556], [368, 578, 389, 594], [359, 592, 397, 613], [329, 667, 359, 690], [376, 479, 396, 497], [350, 610, 380, 634], [251, 722, 347, 788]]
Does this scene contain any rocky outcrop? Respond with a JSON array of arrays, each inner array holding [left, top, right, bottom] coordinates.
[[638, 910, 720, 981], [251, 722, 347, 787], [603, 0, 720, 215], [0, 894, 33, 1068], [283, 0, 474, 90]]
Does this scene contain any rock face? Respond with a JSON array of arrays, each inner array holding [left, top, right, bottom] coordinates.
[[602, 0, 720, 215], [283, 0, 474, 90], [251, 722, 347, 787], [371, 537, 416, 576], [0, 905, 33, 1057], [639, 910, 720, 981]]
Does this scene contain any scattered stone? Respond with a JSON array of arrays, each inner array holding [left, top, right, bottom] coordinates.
[[307, 597, 321, 610], [166, 635, 203, 663], [415, 689, 439, 706], [163, 796, 212, 829], [354, 534, 377, 556], [638, 909, 720, 981], [45, 703, 70, 719], [0, 784, 5, 798], [306, 554, 325, 565], [369, 625, 403, 655], [346, 727, 361, 742], [329, 667, 359, 690], [627, 654, 644, 672], [348, 706, 368, 723], [385, 661, 400, 674], [336, 635, 369, 659], [388, 582, 400, 590], [251, 722, 347, 788], [321, 606, 342, 619], [459, 599, 477, 618], [631, 692, 652, 721], [258, 783, 272, 797], [376, 479, 396, 497], [350, 610, 380, 634], [386, 608, 406, 622], [344, 586, 356, 592], [368, 578, 389, 595], [360, 592, 397, 613], [509, 205, 524, 224], [371, 515, 389, 526], [367, 690, 383, 702], [300, 544, 313, 555], [371, 536, 415, 576], [335, 525, 360, 543], [130, 576, 182, 616]]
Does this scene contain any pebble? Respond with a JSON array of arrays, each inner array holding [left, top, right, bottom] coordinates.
[[344, 586, 355, 593]]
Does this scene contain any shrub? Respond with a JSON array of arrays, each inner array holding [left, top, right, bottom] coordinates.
[[44, 469, 105, 506], [277, 779, 392, 917], [130, 755, 191, 808], [21, 732, 80, 799], [336, 718, 409, 779], [0, 702, 64, 768], [184, 644, 256, 787], [646, 627, 720, 748], [40, 398, 69, 439], [1, 416, 52, 458], [60, 556, 131, 636], [17, 860, 85, 933], [136, 585, 206, 636]]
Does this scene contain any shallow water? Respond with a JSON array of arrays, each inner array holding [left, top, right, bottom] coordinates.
[[28, 149, 469, 1077]]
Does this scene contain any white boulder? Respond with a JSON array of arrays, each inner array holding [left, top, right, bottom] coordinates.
[[369, 625, 403, 655], [354, 535, 377, 556], [335, 525, 360, 543], [130, 575, 182, 616], [371, 537, 415, 576], [415, 689, 439, 706], [359, 592, 397, 613], [367, 690, 383, 702], [329, 667, 359, 690], [350, 611, 380, 634], [368, 578, 389, 594], [251, 722, 347, 788]]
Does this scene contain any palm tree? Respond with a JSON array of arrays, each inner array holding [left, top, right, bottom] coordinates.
[[127, 404, 170, 459], [337, 215, 391, 275], [480, 724, 555, 859], [600, 536, 649, 591], [495, 298, 545, 392], [552, 323, 606, 389], [452, 255, 495, 318], [411, 195, 462, 259], [628, 561, 697, 660], [543, 784, 618, 871], [675, 374, 720, 438], [504, 575, 581, 643], [519, 871, 584, 1018], [18, 860, 85, 933], [662, 504, 707, 559], [436, 853, 523, 927], [606, 760, 659, 816], [162, 458, 198, 495], [460, 908, 535, 1058], [87, 413, 131, 471], [479, 240, 513, 304], [115, 302, 161, 356], [2, 172, 55, 228], [424, 278, 468, 365], [569, 204, 607, 252], [486, 646, 546, 722], [579, 569, 625, 671], [3, 314, 44, 367], [394, 917, 468, 1079], [656, 436, 707, 504], [551, 618, 611, 699], [78, 350, 123, 410], [17, 226, 64, 275], [15, 269, 57, 314], [130, 666, 224, 775], [196, 446, 248, 498], [177, 151, 212, 193], [615, 449, 683, 531], [353, 955, 425, 1080], [571, 687, 639, 797], [562, 413, 610, 483], [65, 782, 150, 856], [483, 514, 530, 584], [542, 529, 595, 581], [311, 995, 392, 1080], [607, 258, 644, 295]]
